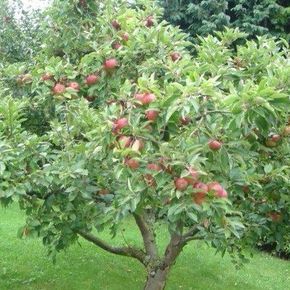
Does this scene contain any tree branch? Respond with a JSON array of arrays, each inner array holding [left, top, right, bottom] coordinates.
[[133, 212, 158, 261], [77, 229, 146, 265], [182, 225, 200, 243]]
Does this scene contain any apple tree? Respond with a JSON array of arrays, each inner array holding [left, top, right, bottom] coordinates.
[[0, 1, 289, 289]]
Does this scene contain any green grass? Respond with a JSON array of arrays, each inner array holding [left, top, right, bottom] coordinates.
[[0, 204, 289, 290]]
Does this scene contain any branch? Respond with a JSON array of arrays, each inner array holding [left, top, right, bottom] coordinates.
[[133, 212, 158, 261], [182, 225, 200, 243], [77, 230, 146, 265]]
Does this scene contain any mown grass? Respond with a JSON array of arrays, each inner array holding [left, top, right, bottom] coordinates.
[[0, 204, 289, 290]]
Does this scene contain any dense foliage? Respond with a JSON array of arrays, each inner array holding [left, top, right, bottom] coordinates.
[[161, 0, 290, 41], [0, 0, 43, 64], [0, 1, 289, 289]]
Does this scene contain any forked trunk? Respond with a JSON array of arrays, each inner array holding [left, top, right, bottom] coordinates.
[[144, 268, 169, 290]]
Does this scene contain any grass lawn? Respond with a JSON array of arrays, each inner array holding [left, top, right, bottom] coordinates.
[[0, 204, 289, 290]]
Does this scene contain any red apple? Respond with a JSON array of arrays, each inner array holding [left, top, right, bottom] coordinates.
[[125, 158, 139, 170], [85, 74, 99, 85], [193, 182, 208, 198], [52, 83, 66, 95], [170, 52, 181, 62], [208, 140, 222, 151], [147, 163, 162, 171], [103, 58, 118, 70], [175, 178, 189, 191], [145, 16, 154, 27], [112, 42, 122, 50], [118, 135, 132, 148], [122, 32, 129, 42], [115, 118, 128, 130], [111, 20, 121, 30], [145, 109, 159, 121], [270, 134, 281, 142], [208, 182, 228, 198], [67, 81, 80, 91], [142, 93, 156, 105], [268, 212, 282, 222], [131, 139, 144, 152]]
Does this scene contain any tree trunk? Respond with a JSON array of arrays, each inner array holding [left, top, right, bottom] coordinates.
[[144, 268, 169, 290]]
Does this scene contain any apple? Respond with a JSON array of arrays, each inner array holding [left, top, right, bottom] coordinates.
[[268, 212, 282, 222], [85, 74, 99, 85], [208, 182, 228, 198], [147, 163, 162, 171], [131, 139, 144, 152], [67, 81, 80, 91], [111, 19, 121, 30], [170, 52, 181, 62], [180, 116, 191, 125], [174, 178, 189, 191], [270, 134, 281, 142], [208, 140, 222, 151], [41, 73, 53, 81], [53, 83, 66, 95], [265, 139, 277, 147], [145, 16, 154, 27], [118, 135, 132, 148], [125, 158, 139, 169], [135, 93, 156, 105], [112, 42, 122, 50], [103, 58, 118, 70], [283, 126, 290, 136], [145, 109, 159, 121], [122, 32, 129, 42], [115, 117, 128, 130], [193, 182, 208, 198]]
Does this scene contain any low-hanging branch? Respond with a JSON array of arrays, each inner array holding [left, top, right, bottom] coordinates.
[[76, 229, 147, 265]]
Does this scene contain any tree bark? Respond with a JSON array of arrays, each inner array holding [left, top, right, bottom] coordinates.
[[144, 268, 169, 290]]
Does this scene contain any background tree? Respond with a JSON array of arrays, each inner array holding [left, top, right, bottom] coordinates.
[[161, 0, 290, 42], [0, 1, 289, 290]]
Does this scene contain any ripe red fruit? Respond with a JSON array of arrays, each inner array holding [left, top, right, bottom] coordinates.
[[188, 168, 199, 181], [103, 58, 118, 70], [145, 109, 159, 121], [111, 20, 121, 30], [41, 73, 53, 81], [180, 116, 191, 125], [174, 178, 189, 191], [125, 158, 139, 170], [145, 16, 154, 27], [112, 42, 122, 50], [268, 212, 282, 222], [147, 163, 162, 171], [135, 93, 145, 102], [142, 93, 156, 105], [208, 140, 222, 151], [67, 81, 80, 91], [131, 139, 144, 152], [115, 118, 128, 130], [170, 52, 181, 62], [193, 182, 208, 198], [270, 134, 281, 142], [122, 32, 129, 42], [52, 83, 66, 95], [85, 74, 99, 85], [208, 182, 228, 198], [118, 135, 131, 148]]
